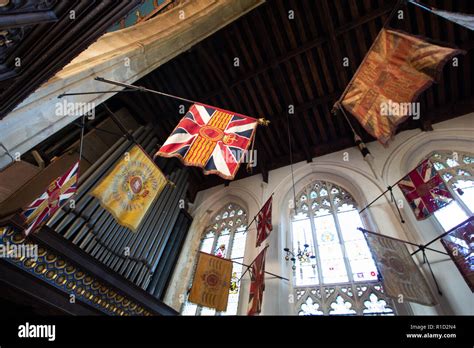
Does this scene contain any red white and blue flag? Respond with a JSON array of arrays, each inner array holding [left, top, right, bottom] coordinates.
[[256, 196, 273, 247], [248, 247, 267, 316], [156, 103, 258, 180], [398, 159, 453, 220], [22, 161, 79, 235]]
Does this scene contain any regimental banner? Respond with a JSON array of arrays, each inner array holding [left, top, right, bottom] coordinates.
[[364, 231, 437, 306], [248, 248, 267, 315], [440, 217, 474, 292], [256, 196, 273, 247], [22, 161, 79, 236], [398, 159, 453, 220], [341, 28, 464, 144], [156, 103, 258, 180], [90, 145, 167, 232], [188, 252, 233, 311]]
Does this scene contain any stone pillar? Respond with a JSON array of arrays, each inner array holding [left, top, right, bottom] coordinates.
[[0, 0, 264, 170]]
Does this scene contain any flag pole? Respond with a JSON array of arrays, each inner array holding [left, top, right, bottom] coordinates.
[[238, 191, 275, 236], [364, 225, 446, 296], [193, 247, 287, 281], [231, 257, 288, 282], [103, 103, 138, 144], [95, 77, 199, 104], [357, 227, 449, 256], [58, 89, 140, 97], [358, 180, 404, 215], [237, 245, 269, 282], [102, 103, 176, 188], [337, 104, 379, 179], [59, 77, 269, 125], [358, 156, 432, 214], [407, 0, 433, 12], [78, 114, 86, 163], [358, 157, 453, 217], [421, 248, 443, 295], [410, 216, 474, 256]]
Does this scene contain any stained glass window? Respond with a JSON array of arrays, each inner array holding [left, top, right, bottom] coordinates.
[[291, 181, 395, 315], [428, 151, 474, 231], [181, 203, 248, 316]]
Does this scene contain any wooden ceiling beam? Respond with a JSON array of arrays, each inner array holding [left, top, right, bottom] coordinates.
[[318, 0, 350, 89], [200, 2, 394, 102], [444, 0, 459, 103], [458, 0, 472, 99]]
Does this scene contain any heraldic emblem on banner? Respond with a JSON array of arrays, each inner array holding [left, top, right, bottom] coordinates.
[[188, 252, 233, 311], [341, 29, 464, 144], [156, 103, 258, 180], [90, 145, 167, 231], [364, 231, 437, 306]]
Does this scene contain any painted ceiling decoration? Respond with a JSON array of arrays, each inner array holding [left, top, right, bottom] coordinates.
[[107, 0, 180, 33]]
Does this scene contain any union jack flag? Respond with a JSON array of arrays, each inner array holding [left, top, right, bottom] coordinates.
[[256, 196, 273, 247], [248, 248, 266, 315], [398, 159, 453, 220], [156, 103, 258, 180], [22, 161, 79, 236]]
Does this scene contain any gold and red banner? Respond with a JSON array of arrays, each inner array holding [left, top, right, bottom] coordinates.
[[156, 103, 258, 180], [90, 145, 167, 232], [188, 252, 233, 311], [341, 28, 464, 144]]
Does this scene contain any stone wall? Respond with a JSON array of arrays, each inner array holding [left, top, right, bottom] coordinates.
[[164, 112, 474, 315]]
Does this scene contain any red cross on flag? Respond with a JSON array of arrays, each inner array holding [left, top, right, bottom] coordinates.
[[156, 103, 258, 180], [398, 159, 453, 220], [256, 196, 273, 247], [247, 247, 267, 316]]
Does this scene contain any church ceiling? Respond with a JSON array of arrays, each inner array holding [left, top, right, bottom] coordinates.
[[112, 0, 474, 198], [0, 0, 142, 119]]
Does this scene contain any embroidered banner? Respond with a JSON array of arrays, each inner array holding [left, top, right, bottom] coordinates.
[[364, 230, 437, 306], [156, 103, 258, 180], [90, 145, 167, 231], [341, 29, 464, 144], [188, 252, 233, 311]]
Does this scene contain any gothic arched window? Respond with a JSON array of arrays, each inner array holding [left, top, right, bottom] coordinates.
[[291, 181, 395, 316], [428, 151, 474, 231], [181, 203, 248, 315]]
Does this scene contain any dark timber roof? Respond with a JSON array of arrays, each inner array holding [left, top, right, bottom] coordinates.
[[110, 0, 474, 199], [0, 0, 141, 119]]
